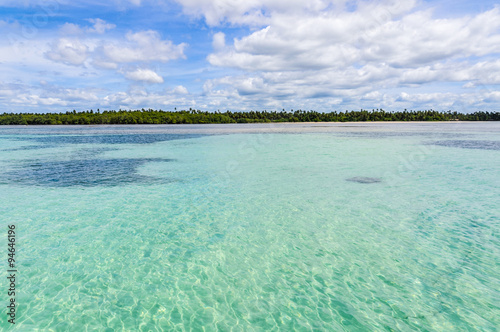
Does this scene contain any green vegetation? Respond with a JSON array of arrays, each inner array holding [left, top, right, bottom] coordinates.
[[0, 109, 498, 125]]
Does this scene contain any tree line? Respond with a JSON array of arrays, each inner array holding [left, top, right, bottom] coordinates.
[[0, 109, 499, 125]]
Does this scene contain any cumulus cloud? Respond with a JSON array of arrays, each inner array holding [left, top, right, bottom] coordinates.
[[175, 0, 351, 26], [123, 68, 164, 83], [11, 94, 68, 106], [0, 82, 16, 97], [101, 30, 186, 63], [63, 88, 100, 101], [399, 60, 500, 85], [101, 89, 196, 110], [175, 0, 267, 26], [2, 76, 497, 113], [45, 38, 89, 66], [59, 23, 83, 35], [47, 24, 185, 77], [212, 32, 225, 50], [208, 5, 500, 72], [4, 84, 102, 109], [42, 27, 186, 85], [87, 18, 116, 34], [92, 59, 119, 69], [59, 19, 115, 35], [195, 0, 500, 110], [173, 85, 189, 94]]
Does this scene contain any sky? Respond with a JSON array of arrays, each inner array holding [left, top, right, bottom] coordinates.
[[0, 0, 499, 113]]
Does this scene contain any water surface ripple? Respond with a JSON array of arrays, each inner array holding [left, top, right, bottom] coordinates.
[[0, 123, 498, 331]]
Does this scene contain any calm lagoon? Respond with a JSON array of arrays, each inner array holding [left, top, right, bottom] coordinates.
[[0, 122, 499, 330]]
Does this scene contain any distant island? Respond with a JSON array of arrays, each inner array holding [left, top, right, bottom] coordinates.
[[1, 109, 499, 125]]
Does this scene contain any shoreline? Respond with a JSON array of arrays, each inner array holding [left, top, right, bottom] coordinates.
[[1, 121, 499, 135], [1, 110, 498, 126]]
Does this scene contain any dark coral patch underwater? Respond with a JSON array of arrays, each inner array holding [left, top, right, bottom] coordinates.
[[2, 158, 175, 187], [346, 177, 382, 184], [428, 140, 500, 150]]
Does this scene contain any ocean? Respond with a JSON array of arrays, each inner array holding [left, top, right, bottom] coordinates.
[[1, 122, 499, 331]]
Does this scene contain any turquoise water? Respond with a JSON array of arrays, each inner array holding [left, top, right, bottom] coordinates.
[[0, 123, 499, 331]]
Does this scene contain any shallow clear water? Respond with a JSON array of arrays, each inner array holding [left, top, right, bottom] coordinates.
[[0, 123, 499, 331]]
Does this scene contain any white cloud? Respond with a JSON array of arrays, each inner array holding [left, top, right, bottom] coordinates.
[[363, 91, 381, 100], [399, 60, 500, 85], [175, 0, 267, 26], [59, 19, 115, 35], [40, 27, 187, 87], [123, 68, 164, 83], [63, 88, 100, 101], [484, 91, 500, 102], [87, 18, 116, 34], [44, 25, 185, 78], [208, 5, 500, 73], [2, 77, 499, 113], [11, 94, 68, 106], [92, 58, 119, 69], [101, 30, 186, 63], [397, 92, 455, 103], [212, 32, 225, 50], [173, 85, 188, 94], [0, 82, 16, 97], [192, 1, 500, 110], [45, 38, 89, 66], [101, 89, 195, 110], [175, 0, 356, 26], [59, 23, 83, 35]]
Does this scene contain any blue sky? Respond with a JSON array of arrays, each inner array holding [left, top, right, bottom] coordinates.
[[0, 0, 499, 113]]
